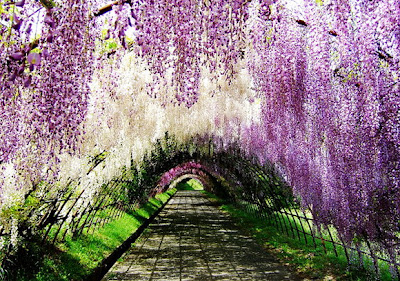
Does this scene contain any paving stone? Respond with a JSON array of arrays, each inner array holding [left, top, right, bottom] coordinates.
[[102, 190, 303, 281]]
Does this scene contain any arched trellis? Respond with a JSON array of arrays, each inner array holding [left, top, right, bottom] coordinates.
[[1, 134, 399, 279], [155, 161, 228, 198], [0, 137, 294, 253], [149, 144, 400, 279], [0, 0, 399, 279], [201, 151, 400, 278]]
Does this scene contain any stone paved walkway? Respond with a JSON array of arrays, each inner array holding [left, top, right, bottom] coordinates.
[[103, 190, 303, 281]]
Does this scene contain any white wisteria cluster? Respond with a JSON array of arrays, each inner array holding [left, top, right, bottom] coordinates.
[[0, 0, 398, 256], [0, 50, 261, 221]]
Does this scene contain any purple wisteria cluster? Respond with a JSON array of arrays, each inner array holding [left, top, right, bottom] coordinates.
[[243, 0, 400, 243], [128, 0, 249, 106], [157, 161, 205, 192], [0, 0, 399, 249], [0, 0, 96, 183]]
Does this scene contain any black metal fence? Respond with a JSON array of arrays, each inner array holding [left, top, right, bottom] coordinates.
[[1, 134, 399, 280], [203, 146, 400, 280]]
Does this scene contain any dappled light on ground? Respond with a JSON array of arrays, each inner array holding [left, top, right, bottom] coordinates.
[[103, 190, 301, 281]]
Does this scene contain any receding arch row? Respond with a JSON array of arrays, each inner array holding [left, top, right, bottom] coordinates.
[[151, 157, 294, 215], [3, 135, 392, 279]]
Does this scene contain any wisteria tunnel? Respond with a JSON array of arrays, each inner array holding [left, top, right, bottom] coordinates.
[[0, 0, 399, 280]]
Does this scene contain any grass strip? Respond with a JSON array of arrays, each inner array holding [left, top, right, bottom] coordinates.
[[19, 188, 176, 281], [200, 190, 384, 281]]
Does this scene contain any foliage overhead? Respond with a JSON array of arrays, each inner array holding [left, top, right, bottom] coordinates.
[[0, 0, 399, 257]]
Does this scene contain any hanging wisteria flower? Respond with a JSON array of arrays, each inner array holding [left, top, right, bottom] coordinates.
[[0, 0, 399, 266], [27, 52, 41, 66]]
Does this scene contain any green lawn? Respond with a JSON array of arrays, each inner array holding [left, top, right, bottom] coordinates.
[[188, 184, 390, 281], [176, 178, 204, 190], [12, 177, 394, 281], [209, 194, 393, 280], [15, 188, 176, 281]]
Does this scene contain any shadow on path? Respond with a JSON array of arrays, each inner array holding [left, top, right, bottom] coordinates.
[[103, 190, 303, 281]]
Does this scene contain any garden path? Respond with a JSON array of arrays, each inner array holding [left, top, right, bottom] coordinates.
[[102, 190, 303, 281]]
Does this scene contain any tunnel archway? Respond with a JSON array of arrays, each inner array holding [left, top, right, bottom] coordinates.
[[0, 0, 399, 279], [168, 175, 204, 190]]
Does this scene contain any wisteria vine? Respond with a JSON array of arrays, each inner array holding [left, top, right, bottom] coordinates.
[[0, 0, 96, 187], [0, 0, 399, 257]]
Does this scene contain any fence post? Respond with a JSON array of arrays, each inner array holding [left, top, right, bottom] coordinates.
[[337, 232, 350, 265], [326, 226, 338, 257], [52, 190, 84, 244], [302, 209, 317, 249], [293, 208, 308, 245], [365, 237, 379, 276]]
